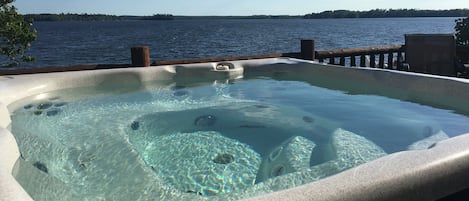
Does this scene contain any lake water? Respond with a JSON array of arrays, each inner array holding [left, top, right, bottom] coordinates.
[[11, 17, 459, 68]]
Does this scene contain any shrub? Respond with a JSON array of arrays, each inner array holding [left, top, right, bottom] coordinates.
[[455, 17, 469, 46], [0, 0, 37, 67]]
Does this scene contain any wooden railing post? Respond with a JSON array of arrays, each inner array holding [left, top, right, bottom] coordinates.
[[301, 40, 315, 60], [397, 50, 404, 69], [379, 53, 385, 68], [370, 54, 376, 67], [131, 46, 151, 67], [388, 52, 394, 68], [339, 56, 346, 66], [329, 57, 335, 65], [360, 55, 366, 67], [350, 55, 356, 67]]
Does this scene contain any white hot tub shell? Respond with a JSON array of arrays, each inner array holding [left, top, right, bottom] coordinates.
[[2, 58, 469, 201]]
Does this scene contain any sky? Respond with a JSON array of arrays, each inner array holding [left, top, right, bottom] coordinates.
[[13, 0, 469, 16]]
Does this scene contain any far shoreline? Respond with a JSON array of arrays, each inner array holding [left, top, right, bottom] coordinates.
[[24, 9, 469, 21]]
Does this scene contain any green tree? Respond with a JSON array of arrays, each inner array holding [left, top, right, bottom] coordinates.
[[0, 0, 37, 67], [455, 17, 469, 46]]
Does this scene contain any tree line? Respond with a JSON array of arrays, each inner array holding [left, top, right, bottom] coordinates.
[[305, 9, 469, 19], [24, 13, 174, 21], [25, 13, 302, 21], [24, 9, 469, 22]]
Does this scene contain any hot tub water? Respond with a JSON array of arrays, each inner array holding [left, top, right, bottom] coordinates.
[[9, 78, 469, 201]]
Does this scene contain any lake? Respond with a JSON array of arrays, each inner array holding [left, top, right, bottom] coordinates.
[[14, 17, 459, 68]]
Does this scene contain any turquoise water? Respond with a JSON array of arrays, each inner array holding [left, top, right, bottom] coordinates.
[[10, 78, 469, 200]]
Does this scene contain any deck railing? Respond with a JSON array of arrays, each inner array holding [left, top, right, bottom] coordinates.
[[315, 45, 406, 69], [0, 44, 410, 76], [2, 39, 468, 76]]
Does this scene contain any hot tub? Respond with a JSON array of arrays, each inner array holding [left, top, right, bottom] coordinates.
[[2, 58, 469, 201]]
